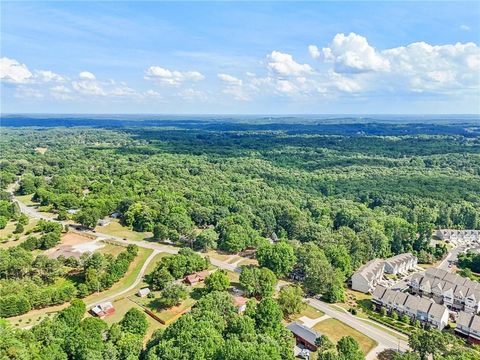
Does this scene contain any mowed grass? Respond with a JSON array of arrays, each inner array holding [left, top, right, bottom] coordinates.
[[95, 219, 151, 241], [292, 305, 325, 320], [16, 194, 37, 206], [313, 318, 378, 355], [98, 242, 127, 257], [83, 247, 153, 305]]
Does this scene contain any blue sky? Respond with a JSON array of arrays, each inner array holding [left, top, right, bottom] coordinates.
[[1, 1, 479, 114]]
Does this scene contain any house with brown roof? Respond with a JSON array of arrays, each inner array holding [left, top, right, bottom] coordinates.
[[184, 270, 209, 285], [91, 302, 115, 319]]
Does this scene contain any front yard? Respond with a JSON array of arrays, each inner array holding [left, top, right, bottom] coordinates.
[[313, 318, 378, 355]]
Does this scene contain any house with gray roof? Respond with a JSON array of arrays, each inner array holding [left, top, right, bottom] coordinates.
[[351, 259, 385, 293], [455, 311, 480, 344], [435, 229, 480, 245], [286, 322, 321, 351], [384, 253, 417, 275], [409, 268, 480, 313], [372, 285, 449, 329]]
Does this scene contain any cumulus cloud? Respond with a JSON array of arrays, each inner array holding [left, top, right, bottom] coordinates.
[[50, 85, 73, 100], [218, 73, 242, 86], [382, 41, 480, 92], [321, 33, 390, 73], [79, 71, 96, 80], [145, 66, 204, 85], [0, 57, 33, 84], [308, 45, 321, 59], [35, 70, 67, 83], [267, 51, 312, 76]]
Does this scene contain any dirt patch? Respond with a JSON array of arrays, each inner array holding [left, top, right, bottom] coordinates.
[[45, 232, 103, 259]]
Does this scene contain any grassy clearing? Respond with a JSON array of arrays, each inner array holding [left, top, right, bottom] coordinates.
[[16, 194, 37, 206], [294, 305, 325, 319], [7, 303, 69, 329], [205, 250, 234, 262], [150, 298, 196, 324], [98, 242, 126, 257], [83, 247, 153, 305], [238, 258, 258, 267], [313, 318, 378, 355], [95, 219, 151, 241]]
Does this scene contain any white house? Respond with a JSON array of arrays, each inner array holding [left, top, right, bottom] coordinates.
[[373, 285, 449, 329], [351, 259, 385, 293], [456, 311, 480, 344], [384, 253, 417, 275], [137, 288, 151, 298], [409, 267, 480, 313]]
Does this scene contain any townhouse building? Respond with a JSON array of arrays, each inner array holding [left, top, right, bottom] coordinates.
[[455, 311, 480, 344], [373, 286, 449, 330], [409, 268, 480, 313]]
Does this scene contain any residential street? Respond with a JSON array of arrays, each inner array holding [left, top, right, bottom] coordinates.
[[308, 298, 409, 354], [11, 191, 409, 356]]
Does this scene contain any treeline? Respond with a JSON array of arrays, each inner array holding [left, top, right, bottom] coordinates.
[[1, 127, 479, 271], [0, 300, 149, 359], [0, 243, 138, 317]]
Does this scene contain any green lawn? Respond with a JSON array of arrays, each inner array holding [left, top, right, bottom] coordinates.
[[83, 247, 153, 304], [95, 219, 152, 241], [295, 305, 325, 319], [98, 242, 127, 257], [313, 318, 378, 355], [16, 194, 37, 206]]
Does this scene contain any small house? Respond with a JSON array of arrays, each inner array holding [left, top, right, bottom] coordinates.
[[184, 270, 209, 285], [138, 288, 151, 298], [286, 322, 320, 351], [91, 302, 115, 319]]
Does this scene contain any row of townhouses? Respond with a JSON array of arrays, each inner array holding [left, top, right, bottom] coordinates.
[[456, 311, 480, 344], [351, 253, 418, 293], [409, 268, 480, 314], [435, 229, 480, 245], [373, 285, 449, 330]]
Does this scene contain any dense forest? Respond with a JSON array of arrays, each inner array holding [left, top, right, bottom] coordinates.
[[1, 118, 480, 359]]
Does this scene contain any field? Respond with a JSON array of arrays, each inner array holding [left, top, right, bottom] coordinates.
[[95, 219, 152, 241], [313, 318, 378, 355], [0, 217, 39, 248], [98, 242, 127, 257]]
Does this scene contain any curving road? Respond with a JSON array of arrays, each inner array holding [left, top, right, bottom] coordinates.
[[12, 190, 409, 356]]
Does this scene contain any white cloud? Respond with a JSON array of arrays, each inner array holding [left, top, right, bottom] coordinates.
[[321, 33, 390, 73], [35, 70, 66, 83], [79, 71, 96, 80], [0, 57, 33, 84], [267, 51, 312, 76], [460, 25, 470, 31], [308, 45, 321, 59], [145, 66, 204, 85], [50, 85, 74, 100], [382, 41, 480, 92], [218, 73, 242, 86]]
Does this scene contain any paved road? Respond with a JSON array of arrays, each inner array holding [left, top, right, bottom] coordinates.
[[308, 298, 409, 353], [13, 190, 408, 354]]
